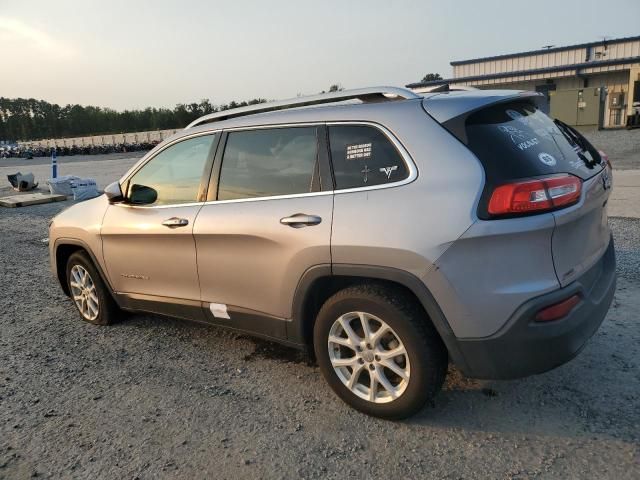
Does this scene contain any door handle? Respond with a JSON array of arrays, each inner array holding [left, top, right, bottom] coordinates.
[[280, 213, 322, 228], [162, 217, 189, 228]]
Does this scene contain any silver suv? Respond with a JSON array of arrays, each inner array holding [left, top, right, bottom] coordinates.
[[49, 87, 616, 419]]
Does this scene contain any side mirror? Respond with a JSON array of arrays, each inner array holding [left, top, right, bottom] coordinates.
[[104, 182, 124, 203], [129, 184, 158, 205]]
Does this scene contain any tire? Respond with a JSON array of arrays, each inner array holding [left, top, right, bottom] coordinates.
[[314, 283, 447, 420], [66, 251, 120, 326]]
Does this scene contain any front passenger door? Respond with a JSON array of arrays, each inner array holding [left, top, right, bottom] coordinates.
[[101, 133, 218, 318]]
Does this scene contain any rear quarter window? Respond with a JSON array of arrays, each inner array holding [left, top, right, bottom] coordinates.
[[328, 125, 409, 190]]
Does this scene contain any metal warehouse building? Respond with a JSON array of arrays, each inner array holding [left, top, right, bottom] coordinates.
[[407, 35, 640, 129]]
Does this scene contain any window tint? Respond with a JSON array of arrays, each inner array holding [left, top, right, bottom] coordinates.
[[128, 134, 215, 206], [328, 125, 409, 189], [464, 101, 604, 183], [218, 127, 317, 201]]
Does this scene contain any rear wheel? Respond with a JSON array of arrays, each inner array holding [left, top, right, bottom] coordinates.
[[66, 251, 120, 325], [314, 283, 447, 419]]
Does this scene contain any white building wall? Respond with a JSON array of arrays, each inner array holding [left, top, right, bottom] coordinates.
[[452, 47, 586, 78], [451, 38, 640, 80], [457, 71, 633, 128]]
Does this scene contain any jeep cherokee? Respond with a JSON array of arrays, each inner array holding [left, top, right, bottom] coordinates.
[[49, 87, 616, 419]]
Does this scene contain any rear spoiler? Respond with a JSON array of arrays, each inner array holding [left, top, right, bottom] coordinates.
[[422, 90, 545, 144]]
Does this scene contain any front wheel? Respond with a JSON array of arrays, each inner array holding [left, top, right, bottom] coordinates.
[[66, 251, 120, 325], [314, 283, 448, 420]]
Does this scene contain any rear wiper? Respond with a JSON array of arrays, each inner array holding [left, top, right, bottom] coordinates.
[[553, 119, 586, 150], [553, 119, 598, 168]]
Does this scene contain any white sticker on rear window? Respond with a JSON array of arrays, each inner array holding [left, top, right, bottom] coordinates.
[[346, 143, 372, 160], [569, 159, 585, 169], [506, 109, 528, 125], [516, 137, 539, 151], [499, 125, 539, 150], [538, 152, 557, 166], [498, 125, 528, 143], [379, 165, 398, 179]]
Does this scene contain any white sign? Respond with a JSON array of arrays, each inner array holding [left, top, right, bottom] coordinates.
[[538, 152, 557, 166], [346, 143, 372, 160]]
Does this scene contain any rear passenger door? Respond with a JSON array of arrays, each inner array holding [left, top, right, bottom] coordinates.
[[327, 123, 417, 268], [193, 126, 333, 339]]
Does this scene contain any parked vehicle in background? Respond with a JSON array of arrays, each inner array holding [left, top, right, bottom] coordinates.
[[48, 87, 616, 419], [0, 145, 21, 158], [0, 141, 159, 159]]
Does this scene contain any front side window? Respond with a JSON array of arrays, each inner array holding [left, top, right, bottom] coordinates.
[[328, 125, 409, 190], [217, 127, 318, 201], [127, 134, 216, 206]]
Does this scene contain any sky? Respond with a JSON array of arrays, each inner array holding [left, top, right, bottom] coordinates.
[[1, 0, 639, 111]]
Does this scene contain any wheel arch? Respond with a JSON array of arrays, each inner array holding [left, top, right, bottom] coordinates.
[[54, 239, 114, 298], [289, 264, 468, 369]]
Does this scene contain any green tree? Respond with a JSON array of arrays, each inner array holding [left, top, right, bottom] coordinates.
[[0, 97, 268, 142], [421, 73, 443, 83]]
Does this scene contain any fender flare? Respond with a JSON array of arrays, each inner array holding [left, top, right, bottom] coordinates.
[[289, 263, 468, 370], [53, 238, 116, 300]]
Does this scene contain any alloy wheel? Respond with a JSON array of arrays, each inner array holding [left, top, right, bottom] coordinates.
[[327, 311, 410, 403], [69, 264, 100, 321]]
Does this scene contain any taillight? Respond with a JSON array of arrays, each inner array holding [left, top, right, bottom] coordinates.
[[488, 174, 582, 217], [535, 294, 581, 322]]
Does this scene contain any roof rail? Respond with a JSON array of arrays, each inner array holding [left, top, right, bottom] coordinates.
[[185, 87, 420, 129]]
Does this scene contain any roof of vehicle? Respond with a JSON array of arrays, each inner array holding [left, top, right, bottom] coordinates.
[[120, 87, 541, 182], [185, 87, 421, 129], [421, 89, 544, 123], [160, 87, 543, 144]]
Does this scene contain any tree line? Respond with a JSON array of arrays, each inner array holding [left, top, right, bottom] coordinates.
[[0, 97, 267, 142], [0, 83, 376, 142]]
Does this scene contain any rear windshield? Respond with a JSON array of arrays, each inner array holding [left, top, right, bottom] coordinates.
[[464, 101, 604, 183]]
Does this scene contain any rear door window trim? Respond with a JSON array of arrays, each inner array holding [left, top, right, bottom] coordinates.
[[116, 121, 418, 209], [202, 121, 417, 206]]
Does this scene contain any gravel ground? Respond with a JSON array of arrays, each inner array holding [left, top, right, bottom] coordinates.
[[610, 217, 640, 281], [0, 154, 143, 195], [0, 158, 639, 479], [581, 128, 640, 170], [0, 152, 146, 169]]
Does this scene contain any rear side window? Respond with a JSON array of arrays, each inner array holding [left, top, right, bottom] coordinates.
[[464, 101, 604, 184], [328, 125, 409, 190], [218, 127, 318, 201]]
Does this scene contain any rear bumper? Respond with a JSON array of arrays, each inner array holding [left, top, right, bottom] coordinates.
[[455, 235, 616, 379]]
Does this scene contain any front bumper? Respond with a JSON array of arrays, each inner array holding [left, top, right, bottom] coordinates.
[[455, 235, 616, 379]]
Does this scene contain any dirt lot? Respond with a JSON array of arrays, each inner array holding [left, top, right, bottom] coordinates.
[[0, 153, 639, 479], [0, 153, 144, 194]]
